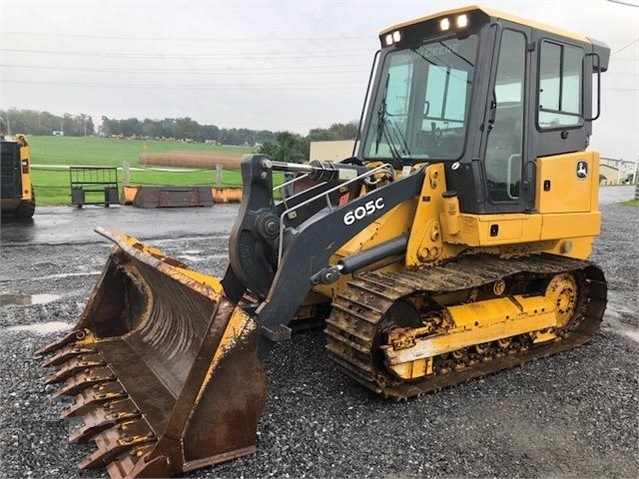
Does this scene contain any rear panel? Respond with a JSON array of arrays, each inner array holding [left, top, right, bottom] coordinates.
[[535, 151, 599, 213], [0, 141, 22, 200]]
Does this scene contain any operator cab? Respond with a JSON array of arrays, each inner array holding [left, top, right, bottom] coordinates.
[[358, 6, 609, 214]]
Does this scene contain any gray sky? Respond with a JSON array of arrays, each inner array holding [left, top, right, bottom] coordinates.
[[1, 0, 637, 160]]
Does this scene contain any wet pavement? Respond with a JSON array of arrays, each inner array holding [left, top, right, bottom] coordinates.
[[0, 293, 61, 306], [599, 184, 636, 204], [0, 185, 634, 246], [0, 203, 239, 245]]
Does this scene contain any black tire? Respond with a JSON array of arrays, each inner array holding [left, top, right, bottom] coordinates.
[[14, 188, 36, 219]]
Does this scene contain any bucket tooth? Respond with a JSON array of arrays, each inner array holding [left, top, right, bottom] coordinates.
[[70, 399, 141, 444], [79, 419, 155, 470], [61, 382, 127, 419], [45, 355, 105, 384], [42, 344, 97, 368], [104, 445, 163, 479], [70, 413, 116, 444], [52, 367, 115, 398], [37, 328, 94, 356]]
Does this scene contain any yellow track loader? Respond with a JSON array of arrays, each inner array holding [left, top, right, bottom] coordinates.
[[1, 134, 36, 219], [39, 6, 610, 478]]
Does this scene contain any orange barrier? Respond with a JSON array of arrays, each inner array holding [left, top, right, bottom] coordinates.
[[122, 186, 242, 207], [212, 187, 242, 203]]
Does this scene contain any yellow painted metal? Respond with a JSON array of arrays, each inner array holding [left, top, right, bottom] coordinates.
[[536, 151, 599, 214], [449, 295, 553, 330], [540, 212, 600, 241], [446, 213, 543, 246], [380, 5, 590, 44], [18, 143, 32, 200], [107, 227, 225, 297], [440, 194, 461, 236], [532, 329, 558, 344], [543, 237, 594, 260], [382, 295, 556, 369], [545, 273, 578, 328], [316, 155, 599, 300], [194, 307, 256, 405], [1, 134, 33, 214], [313, 182, 419, 298], [444, 210, 598, 258], [406, 164, 461, 267], [387, 357, 432, 380]]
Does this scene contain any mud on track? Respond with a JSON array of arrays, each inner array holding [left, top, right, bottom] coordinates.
[[0, 202, 637, 478]]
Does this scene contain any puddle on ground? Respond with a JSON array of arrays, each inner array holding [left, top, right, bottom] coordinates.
[[0, 293, 61, 306], [33, 271, 102, 281], [177, 253, 228, 263], [618, 329, 639, 343], [0, 271, 101, 283], [6, 321, 72, 334], [603, 315, 639, 345], [177, 254, 210, 263]]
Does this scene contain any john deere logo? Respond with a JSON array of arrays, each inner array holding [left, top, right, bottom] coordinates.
[[576, 160, 588, 180]]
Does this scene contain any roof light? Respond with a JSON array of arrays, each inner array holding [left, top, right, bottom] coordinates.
[[440, 18, 450, 31], [384, 34, 393, 46], [392, 30, 401, 43], [456, 14, 468, 28]]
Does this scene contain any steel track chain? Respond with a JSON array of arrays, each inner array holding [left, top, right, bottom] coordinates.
[[324, 254, 607, 400]]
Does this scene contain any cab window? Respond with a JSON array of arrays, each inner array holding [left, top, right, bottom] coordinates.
[[538, 40, 584, 128]]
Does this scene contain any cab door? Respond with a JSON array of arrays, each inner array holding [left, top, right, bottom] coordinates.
[[480, 24, 533, 213]]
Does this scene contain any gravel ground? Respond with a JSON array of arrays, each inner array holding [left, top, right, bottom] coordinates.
[[0, 203, 637, 479]]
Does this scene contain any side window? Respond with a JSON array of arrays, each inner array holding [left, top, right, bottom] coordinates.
[[538, 41, 584, 128], [386, 63, 413, 119], [366, 56, 413, 157], [485, 29, 526, 202]]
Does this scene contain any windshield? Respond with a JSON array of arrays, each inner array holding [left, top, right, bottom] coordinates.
[[363, 34, 478, 162]]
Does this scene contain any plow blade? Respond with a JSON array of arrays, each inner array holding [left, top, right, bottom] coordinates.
[[38, 227, 267, 479]]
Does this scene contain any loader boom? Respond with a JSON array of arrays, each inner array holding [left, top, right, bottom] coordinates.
[[225, 155, 426, 340]]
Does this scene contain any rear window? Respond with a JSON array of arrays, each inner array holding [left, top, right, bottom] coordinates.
[[538, 40, 584, 129]]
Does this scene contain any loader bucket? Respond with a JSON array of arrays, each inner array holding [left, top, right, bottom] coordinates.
[[38, 227, 267, 479]]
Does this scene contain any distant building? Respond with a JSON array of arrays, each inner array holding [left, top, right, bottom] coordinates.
[[600, 157, 638, 185], [52, 130, 64, 136], [309, 140, 357, 162]]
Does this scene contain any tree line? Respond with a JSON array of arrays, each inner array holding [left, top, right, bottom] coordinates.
[[100, 116, 280, 146], [1, 109, 359, 163], [1, 109, 95, 137]]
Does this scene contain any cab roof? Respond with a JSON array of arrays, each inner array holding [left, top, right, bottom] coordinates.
[[379, 5, 591, 44]]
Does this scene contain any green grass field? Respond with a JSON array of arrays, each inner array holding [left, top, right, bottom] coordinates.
[[26, 136, 259, 205], [29, 136, 253, 167]]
